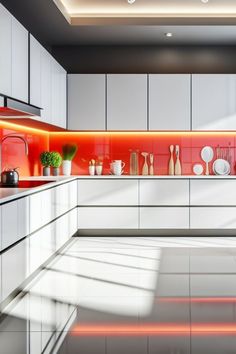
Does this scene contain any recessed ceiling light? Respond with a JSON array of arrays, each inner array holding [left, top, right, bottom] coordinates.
[[201, 0, 209, 3], [165, 32, 173, 37], [127, 0, 136, 4]]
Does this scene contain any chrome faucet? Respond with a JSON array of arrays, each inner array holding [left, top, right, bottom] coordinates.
[[0, 134, 29, 175]]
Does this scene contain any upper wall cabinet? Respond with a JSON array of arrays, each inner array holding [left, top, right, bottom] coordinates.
[[149, 74, 191, 130], [30, 35, 67, 128], [107, 74, 147, 130], [0, 4, 12, 96], [0, 4, 28, 102], [192, 74, 236, 130], [11, 17, 28, 102], [68, 74, 106, 130]]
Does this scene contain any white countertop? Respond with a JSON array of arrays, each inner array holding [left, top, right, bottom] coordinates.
[[0, 174, 236, 205], [0, 176, 77, 204]]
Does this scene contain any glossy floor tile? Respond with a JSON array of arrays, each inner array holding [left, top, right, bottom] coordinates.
[[2, 236, 236, 353]]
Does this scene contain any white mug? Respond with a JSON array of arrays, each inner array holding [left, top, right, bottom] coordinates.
[[110, 160, 125, 175]]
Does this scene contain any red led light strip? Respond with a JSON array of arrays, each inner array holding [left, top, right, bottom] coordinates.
[[70, 323, 236, 336]]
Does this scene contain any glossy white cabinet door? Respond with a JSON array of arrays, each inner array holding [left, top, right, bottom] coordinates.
[[30, 34, 41, 107], [58, 65, 67, 128], [0, 4, 12, 96], [41, 189, 54, 227], [51, 57, 61, 126], [192, 74, 236, 130], [190, 207, 236, 229], [28, 228, 43, 274], [107, 74, 147, 130], [11, 16, 28, 102], [68, 74, 106, 130], [140, 207, 189, 229], [29, 192, 42, 233], [41, 47, 52, 123], [140, 180, 189, 205], [55, 183, 69, 217], [2, 239, 27, 300], [149, 74, 191, 130], [190, 180, 236, 206], [69, 180, 78, 209], [78, 180, 139, 205], [55, 209, 78, 250], [78, 207, 139, 229], [2, 198, 29, 250]]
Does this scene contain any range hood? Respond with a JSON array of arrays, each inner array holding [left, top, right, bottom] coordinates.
[[0, 95, 41, 118]]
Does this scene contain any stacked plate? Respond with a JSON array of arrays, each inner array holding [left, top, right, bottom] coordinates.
[[213, 159, 230, 176]]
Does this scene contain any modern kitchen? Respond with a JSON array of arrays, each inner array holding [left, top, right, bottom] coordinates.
[[1, 0, 236, 353]]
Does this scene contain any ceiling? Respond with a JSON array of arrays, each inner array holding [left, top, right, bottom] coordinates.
[[53, 0, 236, 25], [2, 0, 236, 48]]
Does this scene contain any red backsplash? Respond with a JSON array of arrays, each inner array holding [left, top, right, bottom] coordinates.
[[0, 121, 49, 177], [49, 132, 236, 176], [1, 120, 236, 177]]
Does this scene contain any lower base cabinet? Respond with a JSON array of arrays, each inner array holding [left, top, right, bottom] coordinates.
[[78, 207, 139, 229], [190, 207, 236, 229], [29, 208, 78, 275], [140, 207, 189, 229], [2, 239, 27, 300]]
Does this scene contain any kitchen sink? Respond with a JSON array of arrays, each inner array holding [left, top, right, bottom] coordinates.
[[0, 180, 55, 188]]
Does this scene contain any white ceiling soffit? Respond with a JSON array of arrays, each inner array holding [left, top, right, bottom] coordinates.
[[53, 0, 236, 25]]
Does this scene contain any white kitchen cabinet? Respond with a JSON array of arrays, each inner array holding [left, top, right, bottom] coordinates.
[[28, 227, 42, 274], [55, 208, 77, 250], [78, 207, 139, 229], [2, 238, 27, 300], [107, 74, 147, 130], [30, 35, 67, 127], [30, 34, 41, 107], [58, 64, 67, 128], [140, 207, 189, 229], [192, 74, 236, 130], [149, 74, 191, 130], [1, 197, 29, 250], [0, 4, 12, 96], [68, 74, 106, 130], [140, 180, 189, 205], [190, 207, 236, 229], [69, 180, 78, 209], [78, 180, 139, 206], [29, 192, 42, 233], [55, 183, 69, 217], [190, 180, 236, 206], [11, 16, 28, 102], [41, 47, 52, 123], [52, 60, 67, 128]]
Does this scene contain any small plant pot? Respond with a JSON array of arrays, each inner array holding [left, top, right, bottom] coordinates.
[[62, 160, 72, 176], [95, 165, 103, 175], [52, 167, 60, 176], [43, 166, 50, 176]]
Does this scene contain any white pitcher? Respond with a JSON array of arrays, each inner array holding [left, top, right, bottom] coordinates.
[[110, 160, 125, 175]]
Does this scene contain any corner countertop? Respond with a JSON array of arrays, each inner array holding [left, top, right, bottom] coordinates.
[[1, 174, 236, 205], [0, 176, 77, 205]]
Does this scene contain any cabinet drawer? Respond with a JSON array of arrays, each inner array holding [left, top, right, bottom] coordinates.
[[140, 180, 189, 206], [190, 207, 236, 229], [190, 180, 236, 206], [78, 180, 138, 206], [2, 197, 29, 250], [2, 239, 27, 300], [78, 207, 139, 229], [140, 207, 189, 229]]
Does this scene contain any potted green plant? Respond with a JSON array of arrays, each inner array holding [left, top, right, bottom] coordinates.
[[40, 151, 52, 176], [62, 144, 78, 176], [51, 152, 62, 176]]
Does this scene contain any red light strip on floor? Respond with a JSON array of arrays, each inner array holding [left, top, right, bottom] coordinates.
[[158, 297, 236, 303], [70, 323, 236, 336]]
